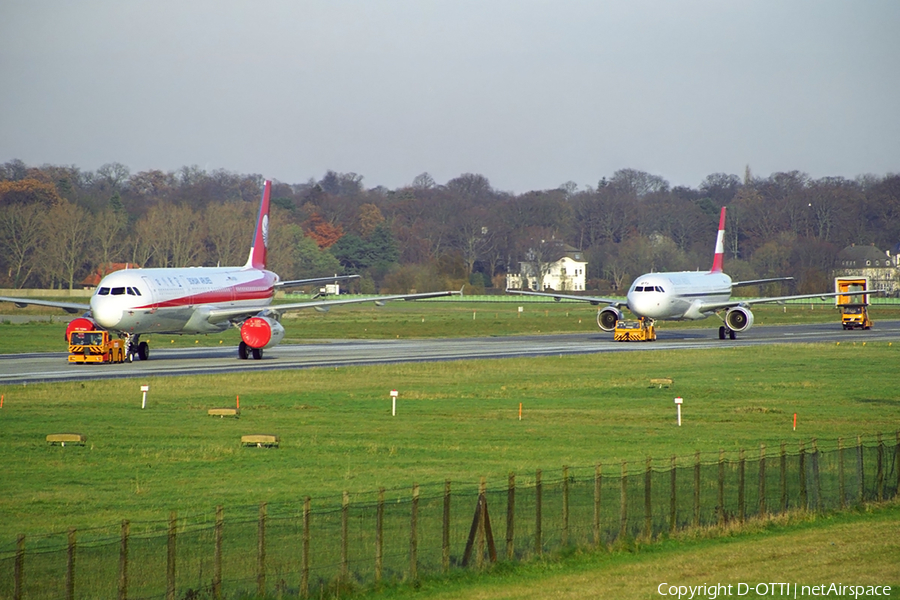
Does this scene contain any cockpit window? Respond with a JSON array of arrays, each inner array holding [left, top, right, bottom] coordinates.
[[97, 287, 110, 296], [111, 287, 126, 295], [133, 287, 142, 296], [633, 286, 643, 292], [655, 286, 665, 293]]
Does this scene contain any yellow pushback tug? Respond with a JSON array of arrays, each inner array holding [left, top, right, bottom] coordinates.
[[614, 318, 657, 341], [68, 329, 126, 363]]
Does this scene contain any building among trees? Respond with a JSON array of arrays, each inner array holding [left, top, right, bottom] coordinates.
[[834, 244, 900, 296], [506, 243, 587, 291]]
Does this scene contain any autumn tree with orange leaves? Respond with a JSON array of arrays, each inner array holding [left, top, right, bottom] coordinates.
[[303, 213, 344, 249]]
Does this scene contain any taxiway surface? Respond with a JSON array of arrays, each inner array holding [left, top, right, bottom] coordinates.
[[2, 321, 898, 385]]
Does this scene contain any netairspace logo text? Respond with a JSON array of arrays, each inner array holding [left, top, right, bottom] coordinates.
[[657, 583, 892, 599]]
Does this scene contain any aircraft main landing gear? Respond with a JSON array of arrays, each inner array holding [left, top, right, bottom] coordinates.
[[238, 341, 264, 360], [718, 326, 736, 340]]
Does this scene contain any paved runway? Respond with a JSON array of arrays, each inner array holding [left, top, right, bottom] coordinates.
[[2, 321, 899, 385]]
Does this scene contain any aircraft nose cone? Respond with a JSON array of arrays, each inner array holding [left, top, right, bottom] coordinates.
[[90, 297, 122, 329], [629, 294, 658, 319]]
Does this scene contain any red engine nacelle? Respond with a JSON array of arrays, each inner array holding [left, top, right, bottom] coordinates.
[[240, 316, 285, 349], [65, 317, 99, 341]]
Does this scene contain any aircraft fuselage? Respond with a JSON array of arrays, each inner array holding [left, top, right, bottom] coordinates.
[[90, 266, 279, 335], [626, 271, 732, 321]]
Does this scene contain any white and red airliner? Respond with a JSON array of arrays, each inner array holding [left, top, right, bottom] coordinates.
[[508, 207, 855, 339], [0, 180, 459, 360]]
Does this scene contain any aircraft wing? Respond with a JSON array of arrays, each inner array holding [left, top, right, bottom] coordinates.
[[205, 290, 462, 324], [697, 290, 884, 313], [505, 289, 625, 307], [274, 274, 360, 289], [732, 277, 793, 288], [0, 296, 91, 314]]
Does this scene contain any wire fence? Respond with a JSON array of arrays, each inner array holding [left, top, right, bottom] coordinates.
[[2, 433, 897, 600]]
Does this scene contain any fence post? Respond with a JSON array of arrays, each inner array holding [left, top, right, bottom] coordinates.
[[14, 534, 24, 600], [620, 462, 628, 540], [410, 483, 419, 583], [693, 452, 700, 528], [443, 480, 451, 572], [65, 528, 76, 600], [506, 473, 515, 560], [562, 466, 570, 547], [738, 449, 745, 523], [167, 511, 177, 600], [717, 449, 725, 526], [799, 441, 808, 510], [535, 470, 542, 556], [780, 442, 787, 513], [341, 491, 349, 585], [644, 457, 652, 540], [256, 503, 266, 597], [895, 431, 900, 501], [302, 496, 310, 598], [118, 521, 129, 600], [476, 478, 486, 569], [759, 444, 766, 517], [594, 463, 602, 546], [838, 438, 846, 510], [857, 435, 864, 504], [812, 439, 822, 512], [374, 489, 383, 587], [669, 456, 677, 533], [213, 507, 223, 600], [876, 432, 884, 502]]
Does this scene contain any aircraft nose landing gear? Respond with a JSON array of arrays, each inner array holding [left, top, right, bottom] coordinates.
[[124, 336, 150, 361]]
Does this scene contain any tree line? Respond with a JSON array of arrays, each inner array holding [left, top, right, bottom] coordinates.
[[1, 159, 898, 294]]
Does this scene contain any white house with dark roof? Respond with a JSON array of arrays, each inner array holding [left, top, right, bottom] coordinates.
[[506, 243, 588, 291], [834, 244, 899, 296]]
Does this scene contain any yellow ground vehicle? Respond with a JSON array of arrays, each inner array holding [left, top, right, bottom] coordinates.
[[614, 318, 656, 341], [835, 277, 873, 330], [68, 330, 126, 363]]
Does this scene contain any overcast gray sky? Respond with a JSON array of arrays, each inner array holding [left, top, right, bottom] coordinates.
[[2, 1, 898, 193]]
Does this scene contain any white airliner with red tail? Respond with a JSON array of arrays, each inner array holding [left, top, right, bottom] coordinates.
[[0, 180, 459, 360], [508, 207, 851, 339]]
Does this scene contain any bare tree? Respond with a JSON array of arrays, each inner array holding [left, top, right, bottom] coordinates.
[[205, 201, 253, 266], [0, 203, 44, 287], [135, 202, 204, 267], [40, 200, 91, 289]]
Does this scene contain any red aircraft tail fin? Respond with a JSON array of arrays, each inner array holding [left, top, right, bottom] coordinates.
[[245, 180, 271, 270], [710, 206, 726, 273]]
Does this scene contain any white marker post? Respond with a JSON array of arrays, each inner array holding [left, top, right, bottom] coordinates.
[[391, 389, 398, 416], [141, 385, 149, 409], [674, 396, 683, 426]]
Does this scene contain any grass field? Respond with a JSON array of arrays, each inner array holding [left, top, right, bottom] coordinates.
[[353, 503, 900, 600], [1, 342, 898, 542], [2, 299, 900, 353]]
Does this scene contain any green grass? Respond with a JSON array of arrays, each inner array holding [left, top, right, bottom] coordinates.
[[1, 343, 898, 540], [2, 300, 899, 353], [352, 503, 900, 600]]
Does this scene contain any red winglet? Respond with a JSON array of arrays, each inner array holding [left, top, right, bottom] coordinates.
[[710, 206, 726, 273]]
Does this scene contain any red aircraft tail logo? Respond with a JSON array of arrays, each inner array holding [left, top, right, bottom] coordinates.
[[246, 180, 271, 270], [710, 206, 726, 273]]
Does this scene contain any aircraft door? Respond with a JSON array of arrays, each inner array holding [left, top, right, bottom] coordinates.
[[140, 276, 160, 308]]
